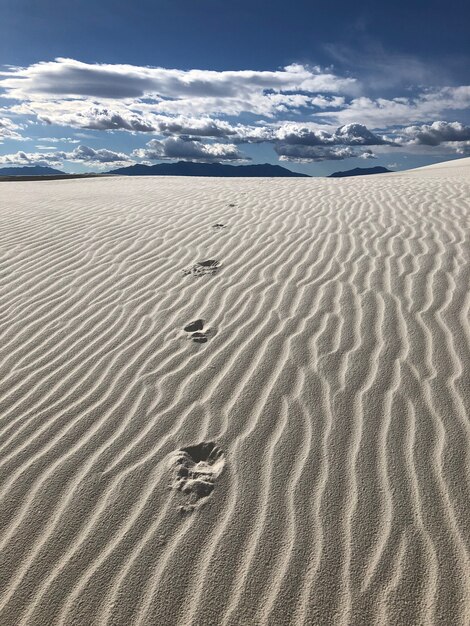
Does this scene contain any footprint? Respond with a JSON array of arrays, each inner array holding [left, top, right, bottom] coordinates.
[[228, 203, 236, 207], [191, 332, 208, 344], [183, 319, 215, 344], [169, 442, 225, 511], [212, 223, 226, 230], [184, 319, 204, 333], [182, 260, 220, 277]]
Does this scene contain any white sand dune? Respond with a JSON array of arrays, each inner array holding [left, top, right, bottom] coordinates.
[[0, 158, 469, 625], [392, 156, 470, 177]]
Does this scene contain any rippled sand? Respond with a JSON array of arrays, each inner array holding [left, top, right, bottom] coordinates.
[[0, 158, 469, 625]]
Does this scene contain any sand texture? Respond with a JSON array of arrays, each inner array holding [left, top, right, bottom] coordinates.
[[0, 159, 469, 625]]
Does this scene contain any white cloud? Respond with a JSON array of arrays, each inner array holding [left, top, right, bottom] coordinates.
[[0, 150, 64, 167], [455, 141, 470, 155], [334, 123, 391, 145], [50, 106, 156, 132], [310, 95, 345, 109], [132, 137, 246, 162], [0, 144, 132, 168], [0, 58, 358, 120], [358, 150, 377, 159], [38, 136, 80, 143], [321, 88, 470, 128], [67, 145, 131, 164], [0, 115, 24, 142], [398, 121, 470, 146], [1, 57, 470, 165], [9, 101, 158, 132], [8, 83, 470, 138]]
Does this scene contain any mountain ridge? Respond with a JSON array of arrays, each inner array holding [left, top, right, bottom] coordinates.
[[108, 161, 310, 177], [328, 166, 392, 178], [0, 166, 66, 176]]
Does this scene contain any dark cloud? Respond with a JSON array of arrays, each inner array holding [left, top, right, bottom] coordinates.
[[77, 109, 156, 132], [36, 106, 157, 132], [153, 118, 271, 143], [272, 123, 392, 161], [133, 137, 246, 162], [274, 123, 391, 147], [156, 117, 238, 138], [275, 144, 356, 162]]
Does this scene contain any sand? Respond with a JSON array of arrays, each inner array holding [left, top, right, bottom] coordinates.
[[0, 158, 469, 625]]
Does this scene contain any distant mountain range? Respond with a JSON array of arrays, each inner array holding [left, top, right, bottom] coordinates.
[[0, 166, 66, 176], [328, 166, 392, 178], [0, 162, 394, 180], [108, 161, 310, 177]]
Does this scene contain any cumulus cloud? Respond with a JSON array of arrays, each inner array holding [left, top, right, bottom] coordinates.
[[276, 145, 357, 162], [130, 117, 272, 143], [155, 116, 237, 138], [273, 123, 391, 146], [333, 124, 391, 145], [0, 144, 132, 168], [152, 117, 274, 142], [67, 145, 131, 164], [0, 150, 64, 167], [398, 121, 470, 146], [103, 120, 394, 164], [132, 137, 246, 162], [271, 123, 392, 161]]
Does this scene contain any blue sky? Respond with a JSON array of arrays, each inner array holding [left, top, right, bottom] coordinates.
[[0, 0, 469, 174]]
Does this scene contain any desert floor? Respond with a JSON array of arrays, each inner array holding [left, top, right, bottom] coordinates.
[[0, 159, 469, 625]]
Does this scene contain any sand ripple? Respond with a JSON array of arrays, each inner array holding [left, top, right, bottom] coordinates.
[[0, 162, 469, 625]]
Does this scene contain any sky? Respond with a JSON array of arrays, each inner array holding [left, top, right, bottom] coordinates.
[[0, 0, 469, 175]]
